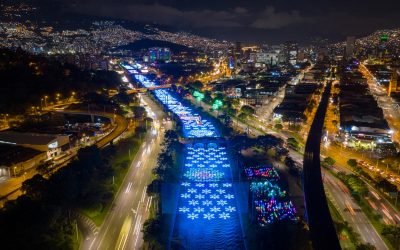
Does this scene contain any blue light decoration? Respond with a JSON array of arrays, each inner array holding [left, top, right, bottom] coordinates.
[[125, 63, 219, 138], [178, 143, 237, 221], [174, 142, 245, 249], [126, 64, 244, 249]]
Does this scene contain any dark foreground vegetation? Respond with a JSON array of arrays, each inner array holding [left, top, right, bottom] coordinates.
[[0, 131, 146, 249]]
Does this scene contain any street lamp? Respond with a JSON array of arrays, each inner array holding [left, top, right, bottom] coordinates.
[[44, 95, 48, 107]]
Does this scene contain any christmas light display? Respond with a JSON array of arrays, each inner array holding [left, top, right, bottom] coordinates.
[[254, 199, 297, 226], [177, 143, 239, 221], [250, 181, 287, 199], [131, 72, 219, 138], [244, 166, 279, 180], [129, 67, 245, 248]]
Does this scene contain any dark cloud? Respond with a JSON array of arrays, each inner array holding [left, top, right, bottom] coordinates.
[[71, 2, 308, 29], [250, 6, 310, 29], [64, 0, 400, 43]]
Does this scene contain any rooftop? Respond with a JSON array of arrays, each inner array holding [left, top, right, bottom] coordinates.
[[0, 131, 62, 146]]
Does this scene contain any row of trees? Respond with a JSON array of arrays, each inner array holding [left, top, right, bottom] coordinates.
[[0, 124, 147, 249], [144, 130, 182, 249]]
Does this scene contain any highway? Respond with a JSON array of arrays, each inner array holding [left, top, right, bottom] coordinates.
[[323, 170, 388, 249], [81, 93, 169, 250]]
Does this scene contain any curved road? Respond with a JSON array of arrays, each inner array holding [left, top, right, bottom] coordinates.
[[55, 110, 128, 148]]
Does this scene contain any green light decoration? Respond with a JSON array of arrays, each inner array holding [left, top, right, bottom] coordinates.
[[193, 90, 205, 101], [212, 99, 223, 110]]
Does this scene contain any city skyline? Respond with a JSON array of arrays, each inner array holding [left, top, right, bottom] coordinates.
[[1, 1, 400, 250]]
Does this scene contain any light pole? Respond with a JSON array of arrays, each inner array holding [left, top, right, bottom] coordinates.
[[44, 95, 48, 107]]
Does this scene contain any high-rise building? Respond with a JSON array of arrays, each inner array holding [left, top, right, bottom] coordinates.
[[148, 47, 171, 62], [283, 41, 298, 65], [345, 36, 355, 58]]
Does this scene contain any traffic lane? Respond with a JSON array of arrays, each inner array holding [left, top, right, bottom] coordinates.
[[85, 96, 165, 250], [323, 172, 388, 249], [84, 131, 158, 250], [124, 139, 161, 249]]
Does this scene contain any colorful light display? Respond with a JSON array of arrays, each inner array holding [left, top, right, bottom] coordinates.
[[254, 199, 297, 225], [246, 167, 298, 226], [130, 70, 219, 138], [250, 181, 287, 199], [212, 99, 223, 110], [244, 167, 280, 180]]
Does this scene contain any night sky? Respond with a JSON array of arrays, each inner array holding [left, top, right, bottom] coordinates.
[[63, 0, 400, 43]]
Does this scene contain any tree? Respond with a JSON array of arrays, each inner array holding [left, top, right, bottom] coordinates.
[[238, 112, 248, 120], [142, 217, 163, 249], [322, 157, 336, 167], [347, 159, 358, 168], [21, 174, 47, 200], [287, 137, 299, 150], [240, 105, 255, 115], [381, 225, 400, 247], [376, 179, 398, 193], [356, 243, 376, 250], [188, 81, 203, 91], [132, 106, 146, 119], [274, 123, 283, 130], [113, 92, 131, 105]]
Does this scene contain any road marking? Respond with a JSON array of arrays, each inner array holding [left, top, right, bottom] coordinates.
[[125, 182, 132, 193], [146, 196, 153, 212], [136, 161, 142, 168], [141, 186, 147, 203], [121, 233, 129, 250], [88, 237, 96, 250], [116, 233, 125, 250]]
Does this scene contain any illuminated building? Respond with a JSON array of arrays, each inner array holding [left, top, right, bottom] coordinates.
[[283, 41, 298, 65], [148, 47, 171, 62], [0, 131, 70, 159]]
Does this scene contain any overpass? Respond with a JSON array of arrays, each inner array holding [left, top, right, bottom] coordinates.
[[54, 110, 128, 148], [302, 81, 341, 250], [125, 84, 172, 94]]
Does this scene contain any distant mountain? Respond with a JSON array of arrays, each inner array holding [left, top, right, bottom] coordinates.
[[332, 28, 400, 51], [0, 1, 231, 53], [114, 39, 196, 53]]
